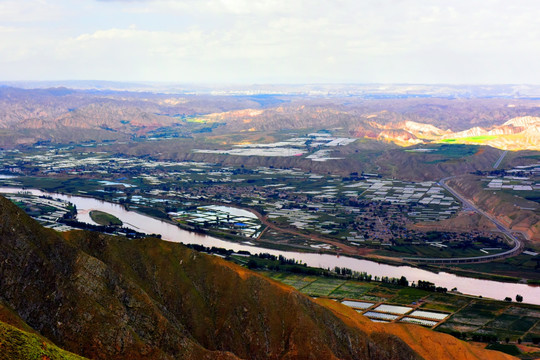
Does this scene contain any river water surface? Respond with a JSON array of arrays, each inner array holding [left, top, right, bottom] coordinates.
[[2, 187, 539, 305]]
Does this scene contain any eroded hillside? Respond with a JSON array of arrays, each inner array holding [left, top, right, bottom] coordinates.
[[1, 87, 540, 151]]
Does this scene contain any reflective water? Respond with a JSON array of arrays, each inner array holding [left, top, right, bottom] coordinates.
[[2, 187, 539, 305]]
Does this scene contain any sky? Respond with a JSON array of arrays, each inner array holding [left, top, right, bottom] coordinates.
[[1, 0, 540, 84]]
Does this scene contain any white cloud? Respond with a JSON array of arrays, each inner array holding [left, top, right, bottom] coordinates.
[[0, 0, 65, 23], [1, 0, 540, 83]]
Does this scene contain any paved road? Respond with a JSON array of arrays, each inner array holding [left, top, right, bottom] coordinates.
[[403, 176, 523, 264], [493, 150, 508, 169]]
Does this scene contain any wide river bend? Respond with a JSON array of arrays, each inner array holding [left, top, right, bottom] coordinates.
[[2, 187, 539, 305]]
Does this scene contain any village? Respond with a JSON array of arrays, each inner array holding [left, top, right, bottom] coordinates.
[[0, 144, 508, 257]]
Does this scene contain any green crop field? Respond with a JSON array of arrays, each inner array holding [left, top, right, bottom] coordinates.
[[440, 135, 498, 144], [262, 271, 540, 346], [300, 278, 346, 297], [328, 282, 376, 299], [266, 273, 316, 290], [417, 144, 479, 158], [391, 287, 430, 304]]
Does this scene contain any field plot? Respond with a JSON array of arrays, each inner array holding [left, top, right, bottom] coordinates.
[[264, 272, 540, 342], [391, 288, 430, 304], [436, 322, 479, 333], [400, 317, 438, 327], [505, 306, 540, 318], [488, 314, 524, 329], [482, 313, 539, 341], [365, 284, 397, 299], [373, 304, 413, 315], [170, 205, 262, 238], [448, 304, 498, 327], [341, 300, 375, 310], [525, 322, 540, 342], [441, 135, 498, 144], [299, 278, 346, 297], [364, 312, 399, 321], [409, 310, 449, 320], [351, 179, 459, 222], [266, 273, 315, 290], [1, 193, 75, 232], [422, 293, 469, 312], [329, 282, 376, 299], [439, 301, 540, 341], [194, 134, 356, 161]]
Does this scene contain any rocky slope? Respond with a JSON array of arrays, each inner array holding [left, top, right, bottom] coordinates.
[[0, 195, 516, 359]]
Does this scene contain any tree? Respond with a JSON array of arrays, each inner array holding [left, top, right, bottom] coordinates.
[[516, 294, 523, 303], [504, 297, 512, 302], [398, 276, 408, 287]]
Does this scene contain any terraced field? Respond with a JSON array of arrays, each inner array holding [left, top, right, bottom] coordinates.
[[264, 271, 540, 345]]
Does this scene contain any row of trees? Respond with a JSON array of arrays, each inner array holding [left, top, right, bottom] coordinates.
[[504, 294, 523, 303]]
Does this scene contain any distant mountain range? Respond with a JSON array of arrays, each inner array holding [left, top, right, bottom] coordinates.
[[3, 81, 540, 98], [201, 107, 540, 150], [0, 86, 539, 150], [372, 116, 540, 150]]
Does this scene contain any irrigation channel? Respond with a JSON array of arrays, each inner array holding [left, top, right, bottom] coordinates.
[[2, 187, 540, 305]]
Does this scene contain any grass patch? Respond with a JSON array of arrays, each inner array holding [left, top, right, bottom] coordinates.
[[0, 321, 87, 359], [89, 210, 123, 226], [485, 343, 521, 356]]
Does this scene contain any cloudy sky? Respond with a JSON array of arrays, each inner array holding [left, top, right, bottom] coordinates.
[[1, 0, 539, 84]]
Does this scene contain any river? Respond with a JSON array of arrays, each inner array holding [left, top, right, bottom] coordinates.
[[2, 187, 539, 305]]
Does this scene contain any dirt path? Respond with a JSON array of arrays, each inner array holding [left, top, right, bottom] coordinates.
[[237, 205, 374, 256]]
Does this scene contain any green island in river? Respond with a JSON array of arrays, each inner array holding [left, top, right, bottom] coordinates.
[[89, 210, 123, 226]]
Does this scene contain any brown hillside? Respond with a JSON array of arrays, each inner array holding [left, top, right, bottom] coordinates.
[[447, 175, 540, 242], [374, 146, 501, 181], [318, 299, 514, 360]]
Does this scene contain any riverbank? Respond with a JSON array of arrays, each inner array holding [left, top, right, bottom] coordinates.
[[2, 186, 540, 305]]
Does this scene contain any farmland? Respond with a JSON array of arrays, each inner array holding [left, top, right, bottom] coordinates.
[[263, 271, 540, 351], [441, 135, 499, 144], [0, 141, 514, 263], [1, 192, 75, 232]]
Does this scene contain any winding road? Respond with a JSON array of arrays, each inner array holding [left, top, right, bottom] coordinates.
[[402, 176, 523, 263]]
